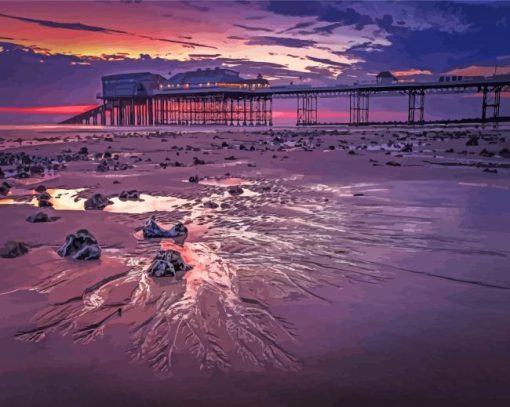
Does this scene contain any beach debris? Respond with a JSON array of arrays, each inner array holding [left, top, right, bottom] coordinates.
[[228, 185, 244, 196], [0, 181, 11, 196], [0, 241, 30, 258], [37, 191, 53, 207], [118, 190, 141, 201], [146, 249, 192, 278], [57, 229, 101, 260], [26, 212, 59, 223], [142, 215, 188, 244], [84, 193, 113, 210]]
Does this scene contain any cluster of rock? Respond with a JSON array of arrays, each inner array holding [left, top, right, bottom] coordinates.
[[26, 212, 59, 223], [57, 229, 101, 260], [146, 249, 192, 277]]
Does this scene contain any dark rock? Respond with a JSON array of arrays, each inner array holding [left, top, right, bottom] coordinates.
[[34, 185, 47, 193], [146, 249, 192, 278], [26, 212, 59, 223], [142, 215, 188, 244], [193, 157, 205, 165], [203, 201, 219, 209], [499, 148, 510, 158], [220, 202, 231, 209], [348, 150, 356, 155], [84, 193, 113, 210], [79, 146, 89, 155], [224, 155, 236, 161], [353, 193, 365, 197], [57, 229, 101, 260], [386, 161, 401, 167], [480, 149, 495, 157], [466, 136, 479, 146], [0, 181, 10, 196], [228, 185, 244, 196], [37, 191, 53, 207], [0, 241, 29, 258], [113, 180, 121, 184], [119, 190, 140, 201], [401, 143, 413, 152], [189, 175, 199, 183]]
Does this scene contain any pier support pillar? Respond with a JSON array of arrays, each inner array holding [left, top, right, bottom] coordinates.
[[349, 91, 369, 125], [408, 89, 425, 124], [482, 86, 502, 123], [297, 93, 318, 126]]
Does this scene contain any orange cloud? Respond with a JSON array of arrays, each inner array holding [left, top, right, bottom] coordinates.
[[393, 69, 433, 76], [447, 65, 510, 76]]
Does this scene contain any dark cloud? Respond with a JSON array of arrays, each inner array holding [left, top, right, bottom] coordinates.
[[278, 21, 315, 34], [306, 56, 349, 68], [233, 24, 273, 33], [0, 12, 216, 49], [245, 15, 266, 20], [0, 13, 129, 34], [267, 2, 373, 30], [246, 36, 317, 48]]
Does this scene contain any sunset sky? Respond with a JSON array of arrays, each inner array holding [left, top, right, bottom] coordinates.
[[1, 0, 509, 123]]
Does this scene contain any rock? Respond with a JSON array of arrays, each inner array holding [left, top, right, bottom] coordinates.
[[499, 148, 510, 158], [480, 149, 495, 157], [483, 168, 498, 173], [401, 143, 413, 152], [193, 157, 205, 165], [0, 241, 29, 258], [146, 249, 192, 278], [26, 212, 59, 223], [57, 229, 101, 260], [118, 190, 140, 201], [79, 146, 89, 155], [348, 150, 356, 155], [0, 181, 10, 196], [113, 180, 121, 184], [224, 155, 236, 161], [228, 185, 244, 196], [466, 136, 479, 146], [189, 175, 199, 183], [34, 185, 47, 193], [386, 161, 401, 167], [84, 193, 113, 210], [142, 215, 188, 244], [37, 192, 53, 207], [353, 193, 365, 197], [203, 201, 219, 209]]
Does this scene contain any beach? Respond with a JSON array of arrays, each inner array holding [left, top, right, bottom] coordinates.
[[1, 124, 509, 406]]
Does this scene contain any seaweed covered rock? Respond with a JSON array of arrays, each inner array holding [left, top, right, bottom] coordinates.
[[26, 212, 59, 223], [146, 249, 192, 277], [142, 215, 188, 244], [0, 241, 29, 258], [57, 229, 101, 260], [84, 193, 113, 210], [118, 190, 140, 201], [203, 200, 219, 209]]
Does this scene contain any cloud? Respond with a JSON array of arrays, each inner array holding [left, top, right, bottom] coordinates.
[[393, 69, 433, 77], [306, 56, 348, 68], [246, 36, 317, 48], [0, 13, 129, 34], [233, 24, 273, 33], [0, 12, 216, 49], [278, 21, 315, 34]]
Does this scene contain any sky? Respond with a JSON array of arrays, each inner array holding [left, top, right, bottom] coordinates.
[[0, 0, 509, 124]]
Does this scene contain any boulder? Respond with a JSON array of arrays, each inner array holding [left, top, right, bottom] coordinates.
[[142, 215, 188, 244], [0, 241, 29, 258], [146, 249, 192, 277], [189, 175, 199, 183], [84, 193, 113, 210], [57, 229, 101, 260], [203, 201, 219, 209]]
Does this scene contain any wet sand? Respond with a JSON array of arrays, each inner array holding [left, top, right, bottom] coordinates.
[[1, 124, 510, 406]]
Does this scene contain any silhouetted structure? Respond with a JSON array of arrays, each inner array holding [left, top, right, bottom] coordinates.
[[61, 68, 510, 127]]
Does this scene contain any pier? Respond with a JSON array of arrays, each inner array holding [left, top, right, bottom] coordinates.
[[61, 68, 510, 127]]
